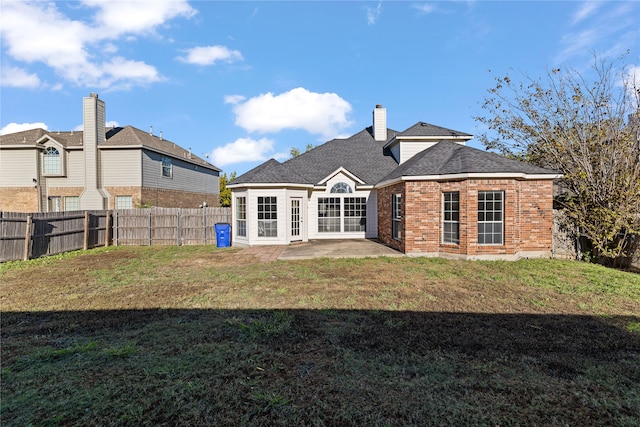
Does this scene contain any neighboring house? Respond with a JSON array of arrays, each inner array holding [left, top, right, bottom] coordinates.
[[228, 105, 562, 260], [0, 93, 221, 213]]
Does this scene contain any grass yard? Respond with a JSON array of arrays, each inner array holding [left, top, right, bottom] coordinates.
[[1, 245, 639, 426]]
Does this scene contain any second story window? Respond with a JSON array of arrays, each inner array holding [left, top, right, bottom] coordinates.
[[43, 147, 61, 174], [162, 157, 172, 178]]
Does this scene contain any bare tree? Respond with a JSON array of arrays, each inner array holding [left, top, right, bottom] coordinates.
[[475, 54, 640, 264]]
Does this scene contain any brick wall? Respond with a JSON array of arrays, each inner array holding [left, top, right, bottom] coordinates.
[[140, 187, 220, 208], [0, 187, 39, 212], [377, 178, 555, 259]]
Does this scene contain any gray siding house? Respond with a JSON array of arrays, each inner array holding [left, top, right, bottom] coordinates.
[[0, 94, 220, 213]]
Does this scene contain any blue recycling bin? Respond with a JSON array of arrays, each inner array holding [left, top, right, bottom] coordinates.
[[214, 223, 231, 247]]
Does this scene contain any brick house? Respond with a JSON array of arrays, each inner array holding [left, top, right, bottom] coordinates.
[[0, 93, 221, 213], [228, 105, 561, 259]]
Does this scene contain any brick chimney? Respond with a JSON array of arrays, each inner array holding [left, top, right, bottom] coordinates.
[[373, 104, 387, 141], [79, 93, 109, 209]]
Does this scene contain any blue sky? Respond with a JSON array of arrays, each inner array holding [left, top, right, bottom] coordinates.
[[1, 0, 638, 176]]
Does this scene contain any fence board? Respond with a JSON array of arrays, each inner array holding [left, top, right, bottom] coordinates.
[[1, 207, 231, 261]]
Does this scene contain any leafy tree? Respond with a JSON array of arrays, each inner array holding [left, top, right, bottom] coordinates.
[[290, 143, 316, 158], [475, 54, 640, 264], [219, 171, 236, 207]]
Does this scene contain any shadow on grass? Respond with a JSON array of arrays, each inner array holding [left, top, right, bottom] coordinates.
[[3, 309, 640, 426]]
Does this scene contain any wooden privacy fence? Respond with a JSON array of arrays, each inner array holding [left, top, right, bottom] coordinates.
[[113, 207, 230, 246], [0, 207, 230, 262], [0, 210, 111, 262]]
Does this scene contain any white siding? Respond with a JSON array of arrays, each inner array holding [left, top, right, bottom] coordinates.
[[308, 173, 373, 240], [247, 188, 288, 245], [400, 141, 438, 164], [231, 190, 249, 246], [0, 148, 38, 186]]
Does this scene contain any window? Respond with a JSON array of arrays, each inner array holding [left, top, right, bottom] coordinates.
[[64, 196, 80, 211], [330, 182, 353, 193], [392, 194, 402, 240], [236, 197, 247, 237], [162, 157, 172, 178], [115, 195, 133, 209], [478, 191, 503, 245], [43, 147, 61, 174], [257, 196, 277, 237], [344, 197, 366, 232], [318, 197, 341, 232], [443, 192, 460, 244]]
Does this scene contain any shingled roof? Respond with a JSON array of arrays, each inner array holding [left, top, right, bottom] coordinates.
[[231, 123, 559, 188], [378, 140, 560, 183], [0, 126, 220, 171], [394, 122, 473, 138], [231, 127, 400, 186]]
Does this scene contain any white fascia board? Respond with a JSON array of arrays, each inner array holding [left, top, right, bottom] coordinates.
[[403, 173, 563, 180], [318, 167, 365, 185], [375, 173, 562, 188], [228, 183, 314, 189]]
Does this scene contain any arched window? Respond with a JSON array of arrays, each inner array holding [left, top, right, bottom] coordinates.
[[330, 182, 352, 193], [43, 147, 61, 174]]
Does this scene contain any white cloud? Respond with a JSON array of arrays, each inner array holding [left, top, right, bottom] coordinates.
[[224, 94, 246, 105], [210, 137, 280, 167], [0, 122, 48, 135], [0, 0, 194, 91], [0, 65, 41, 88], [413, 3, 436, 14], [228, 87, 353, 139], [82, 0, 196, 38], [571, 1, 601, 25], [366, 2, 383, 25], [177, 45, 243, 66], [555, 2, 638, 65]]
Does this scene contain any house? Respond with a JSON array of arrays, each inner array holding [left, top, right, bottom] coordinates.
[[0, 93, 221, 213], [228, 105, 562, 260]]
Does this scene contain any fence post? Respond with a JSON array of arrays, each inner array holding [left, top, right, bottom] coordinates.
[[23, 215, 32, 261], [105, 211, 111, 247], [203, 208, 207, 245], [83, 211, 90, 250], [148, 210, 152, 246], [177, 209, 181, 246], [114, 211, 118, 246]]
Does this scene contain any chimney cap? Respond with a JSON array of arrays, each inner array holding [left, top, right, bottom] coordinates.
[[375, 104, 383, 108]]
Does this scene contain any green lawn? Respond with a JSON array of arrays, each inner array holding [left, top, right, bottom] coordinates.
[[2, 246, 639, 426]]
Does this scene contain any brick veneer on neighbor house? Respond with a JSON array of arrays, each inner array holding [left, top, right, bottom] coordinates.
[[377, 179, 554, 260]]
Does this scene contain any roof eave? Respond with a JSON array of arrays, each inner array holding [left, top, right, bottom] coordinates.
[[376, 172, 563, 188], [228, 182, 314, 189]]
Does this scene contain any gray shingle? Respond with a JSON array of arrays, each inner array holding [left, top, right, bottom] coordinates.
[[379, 140, 559, 182], [232, 127, 400, 186]]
